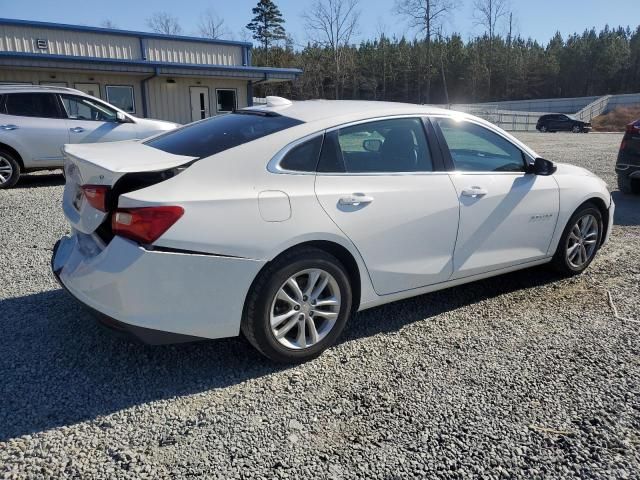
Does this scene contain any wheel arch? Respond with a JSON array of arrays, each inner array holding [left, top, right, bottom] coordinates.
[[0, 142, 24, 171], [580, 197, 609, 246], [246, 240, 364, 315]]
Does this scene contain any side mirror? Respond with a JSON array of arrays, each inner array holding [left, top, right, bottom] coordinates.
[[116, 111, 129, 123], [363, 138, 382, 153], [528, 157, 557, 176]]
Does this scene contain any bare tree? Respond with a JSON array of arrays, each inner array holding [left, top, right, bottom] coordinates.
[[197, 9, 228, 39], [100, 19, 118, 29], [303, 0, 360, 100], [395, 0, 456, 103], [146, 12, 182, 35], [472, 0, 510, 97]]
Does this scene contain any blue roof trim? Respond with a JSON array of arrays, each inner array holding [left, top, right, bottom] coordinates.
[[0, 51, 302, 77], [0, 17, 253, 48]]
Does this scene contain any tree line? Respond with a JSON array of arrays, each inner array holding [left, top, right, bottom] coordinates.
[[103, 0, 640, 104], [255, 22, 640, 104]]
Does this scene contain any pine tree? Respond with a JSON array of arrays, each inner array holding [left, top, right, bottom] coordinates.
[[246, 0, 287, 52]]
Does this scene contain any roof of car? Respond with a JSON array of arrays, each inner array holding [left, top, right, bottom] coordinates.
[[0, 84, 85, 95], [243, 98, 453, 124]]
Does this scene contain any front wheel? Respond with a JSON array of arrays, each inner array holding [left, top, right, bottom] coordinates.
[[0, 151, 20, 189], [242, 248, 353, 363], [572, 125, 581, 133], [551, 204, 602, 275]]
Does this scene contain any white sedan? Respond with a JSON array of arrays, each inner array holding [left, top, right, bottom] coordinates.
[[52, 98, 614, 362]]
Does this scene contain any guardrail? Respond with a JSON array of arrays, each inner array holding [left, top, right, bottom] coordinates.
[[575, 95, 612, 122]]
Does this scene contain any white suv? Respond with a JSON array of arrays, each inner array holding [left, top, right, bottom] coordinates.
[[0, 85, 180, 188]]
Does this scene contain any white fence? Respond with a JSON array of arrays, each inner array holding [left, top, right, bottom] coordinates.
[[449, 93, 640, 116], [451, 106, 544, 132]]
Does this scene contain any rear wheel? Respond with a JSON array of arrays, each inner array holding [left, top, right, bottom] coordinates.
[[242, 248, 353, 363], [0, 151, 20, 189], [551, 204, 602, 275], [618, 175, 640, 194], [540, 125, 548, 133]]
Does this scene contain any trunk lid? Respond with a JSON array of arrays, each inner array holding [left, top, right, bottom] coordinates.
[[62, 140, 195, 235]]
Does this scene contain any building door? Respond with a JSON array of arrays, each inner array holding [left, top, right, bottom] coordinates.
[[74, 83, 101, 98], [190, 87, 210, 122]]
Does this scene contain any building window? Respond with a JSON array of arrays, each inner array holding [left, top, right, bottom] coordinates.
[[106, 85, 135, 114], [216, 89, 236, 113]]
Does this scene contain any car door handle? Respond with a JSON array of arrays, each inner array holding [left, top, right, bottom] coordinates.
[[339, 193, 374, 206], [0, 124, 18, 131], [70, 127, 85, 133], [461, 186, 488, 197]]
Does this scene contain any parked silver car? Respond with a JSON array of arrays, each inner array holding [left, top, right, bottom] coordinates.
[[0, 85, 179, 188]]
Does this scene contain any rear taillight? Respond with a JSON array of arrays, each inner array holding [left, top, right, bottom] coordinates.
[[81, 185, 110, 212], [626, 121, 640, 134], [112, 206, 184, 244]]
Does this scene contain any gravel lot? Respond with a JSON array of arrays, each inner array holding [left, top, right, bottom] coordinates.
[[1, 132, 639, 479]]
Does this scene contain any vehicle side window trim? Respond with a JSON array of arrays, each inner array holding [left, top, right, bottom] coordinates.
[[430, 115, 534, 173], [423, 117, 448, 172]]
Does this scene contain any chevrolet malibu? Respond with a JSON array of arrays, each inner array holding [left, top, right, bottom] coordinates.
[[52, 98, 614, 363]]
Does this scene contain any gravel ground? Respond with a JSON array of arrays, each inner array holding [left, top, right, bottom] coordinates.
[[1, 132, 639, 479]]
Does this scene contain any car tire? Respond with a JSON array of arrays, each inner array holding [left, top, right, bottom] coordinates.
[[551, 203, 603, 276], [572, 125, 581, 133], [0, 150, 21, 189], [241, 247, 353, 363], [540, 126, 548, 133], [617, 175, 640, 195]]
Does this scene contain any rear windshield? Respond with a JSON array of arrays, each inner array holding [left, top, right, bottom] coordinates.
[[145, 111, 303, 158]]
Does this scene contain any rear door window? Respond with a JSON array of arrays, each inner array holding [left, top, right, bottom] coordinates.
[[4, 93, 63, 118], [146, 111, 303, 158], [318, 118, 433, 173]]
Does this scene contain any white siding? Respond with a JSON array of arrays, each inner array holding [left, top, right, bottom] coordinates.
[[0, 26, 140, 60], [0, 25, 245, 66], [144, 39, 243, 66], [146, 77, 248, 124]]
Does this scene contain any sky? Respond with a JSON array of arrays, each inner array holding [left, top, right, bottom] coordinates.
[[0, 0, 636, 48]]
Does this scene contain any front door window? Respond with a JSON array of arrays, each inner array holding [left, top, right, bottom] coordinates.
[[435, 118, 525, 172]]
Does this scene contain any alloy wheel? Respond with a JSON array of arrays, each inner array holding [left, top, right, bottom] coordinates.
[[0, 156, 13, 186], [566, 213, 599, 269], [269, 268, 341, 350]]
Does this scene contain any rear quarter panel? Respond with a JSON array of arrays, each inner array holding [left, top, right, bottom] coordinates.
[[118, 133, 379, 309]]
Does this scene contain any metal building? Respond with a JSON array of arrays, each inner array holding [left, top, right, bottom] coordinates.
[[0, 18, 301, 124]]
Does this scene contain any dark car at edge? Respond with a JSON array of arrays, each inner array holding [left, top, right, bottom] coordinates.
[[616, 119, 640, 194], [536, 114, 592, 133]]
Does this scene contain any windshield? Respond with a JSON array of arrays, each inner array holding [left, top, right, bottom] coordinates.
[[145, 112, 304, 158]]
